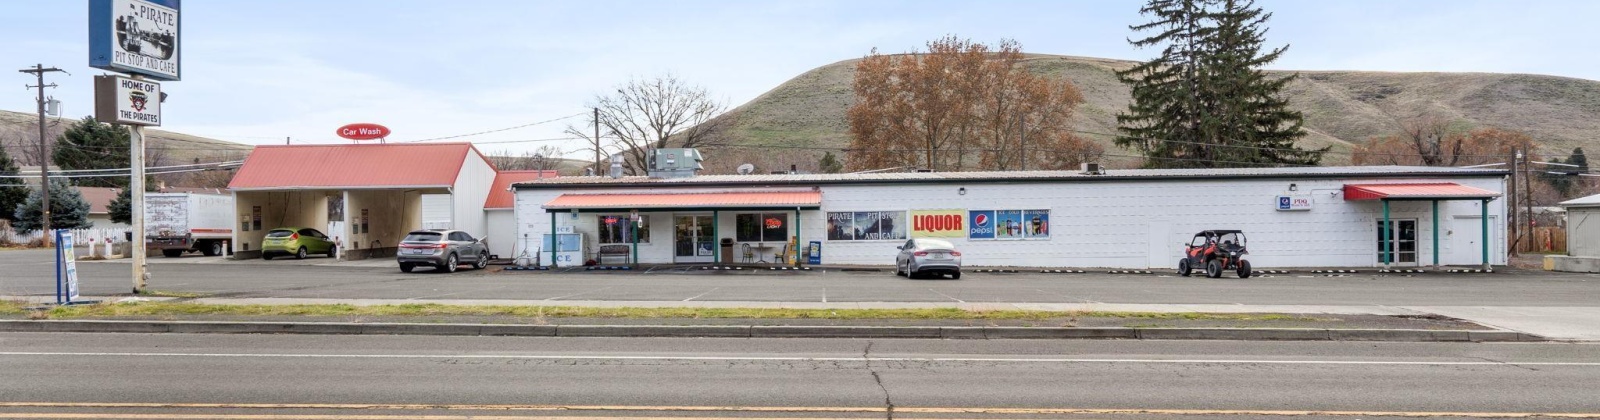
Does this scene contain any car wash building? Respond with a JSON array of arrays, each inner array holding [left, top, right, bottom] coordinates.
[[227, 143, 499, 260], [513, 158, 1508, 269]]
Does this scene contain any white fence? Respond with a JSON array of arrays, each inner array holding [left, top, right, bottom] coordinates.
[[2, 228, 132, 246]]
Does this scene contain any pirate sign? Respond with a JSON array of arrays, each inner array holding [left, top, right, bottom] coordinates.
[[128, 89, 148, 112], [93, 75, 161, 126]]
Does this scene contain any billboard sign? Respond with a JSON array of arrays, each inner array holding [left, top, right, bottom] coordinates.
[[89, 0, 181, 81], [910, 209, 965, 238], [94, 75, 161, 126], [826, 211, 905, 241]]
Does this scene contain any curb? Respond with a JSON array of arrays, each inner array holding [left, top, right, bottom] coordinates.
[[0, 320, 1544, 342]]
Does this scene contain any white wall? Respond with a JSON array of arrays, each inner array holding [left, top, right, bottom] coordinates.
[[514, 176, 1507, 268], [485, 209, 516, 258], [450, 150, 497, 239], [1568, 207, 1600, 258]]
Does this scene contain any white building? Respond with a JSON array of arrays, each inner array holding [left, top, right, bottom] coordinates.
[[513, 166, 1507, 269]]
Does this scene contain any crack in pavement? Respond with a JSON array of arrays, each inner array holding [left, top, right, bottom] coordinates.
[[1478, 356, 1541, 372], [863, 341, 894, 420]]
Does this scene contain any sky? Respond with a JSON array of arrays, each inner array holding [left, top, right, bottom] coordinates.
[[4, 0, 1598, 159]]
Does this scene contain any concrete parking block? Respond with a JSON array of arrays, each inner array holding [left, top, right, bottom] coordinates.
[[983, 327, 1139, 339], [1137, 328, 1330, 341], [558, 325, 751, 337], [938, 327, 988, 339], [749, 326, 942, 338]]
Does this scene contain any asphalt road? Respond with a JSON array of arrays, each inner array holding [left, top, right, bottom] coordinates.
[[1, 332, 1598, 419], [2, 249, 1597, 307]]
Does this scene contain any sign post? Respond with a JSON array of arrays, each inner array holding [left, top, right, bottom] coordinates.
[[91, 0, 179, 294], [55, 230, 80, 304]]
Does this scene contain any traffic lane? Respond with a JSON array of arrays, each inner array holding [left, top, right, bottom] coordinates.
[[2, 333, 1599, 413]]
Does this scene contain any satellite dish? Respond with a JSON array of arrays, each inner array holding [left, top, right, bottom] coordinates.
[[737, 163, 755, 175]]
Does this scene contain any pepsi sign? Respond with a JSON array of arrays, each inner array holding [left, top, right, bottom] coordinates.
[[968, 210, 995, 239]]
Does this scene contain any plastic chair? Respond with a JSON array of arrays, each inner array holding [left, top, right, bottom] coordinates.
[[740, 243, 753, 263]]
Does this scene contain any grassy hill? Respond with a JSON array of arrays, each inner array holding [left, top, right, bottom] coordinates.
[[700, 54, 1600, 171], [0, 109, 254, 168]]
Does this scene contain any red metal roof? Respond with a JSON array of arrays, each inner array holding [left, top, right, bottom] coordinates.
[[544, 191, 822, 210], [484, 170, 558, 209], [1343, 183, 1500, 200], [228, 143, 482, 190]]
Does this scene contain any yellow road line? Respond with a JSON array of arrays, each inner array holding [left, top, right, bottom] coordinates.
[[1, 402, 1599, 418]]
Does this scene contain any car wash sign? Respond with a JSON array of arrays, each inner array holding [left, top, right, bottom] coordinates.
[[94, 75, 161, 126], [89, 0, 181, 81]]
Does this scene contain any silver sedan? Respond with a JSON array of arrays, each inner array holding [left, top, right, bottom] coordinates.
[[894, 238, 963, 279]]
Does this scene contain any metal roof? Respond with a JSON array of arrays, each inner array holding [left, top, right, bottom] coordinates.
[[1559, 194, 1600, 208], [1342, 183, 1501, 200], [484, 170, 558, 209], [513, 166, 1508, 190], [229, 143, 484, 190]]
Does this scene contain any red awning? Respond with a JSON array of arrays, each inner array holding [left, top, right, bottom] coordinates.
[[1343, 183, 1500, 200], [544, 191, 822, 210]]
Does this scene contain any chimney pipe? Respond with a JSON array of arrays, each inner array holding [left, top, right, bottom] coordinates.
[[609, 154, 624, 179]]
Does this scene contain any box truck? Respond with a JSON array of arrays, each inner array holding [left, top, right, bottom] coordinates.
[[145, 192, 234, 257]]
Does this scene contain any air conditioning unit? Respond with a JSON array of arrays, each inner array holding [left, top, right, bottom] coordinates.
[[1080, 162, 1103, 175]]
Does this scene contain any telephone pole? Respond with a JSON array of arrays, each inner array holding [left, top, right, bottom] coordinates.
[[593, 107, 601, 176], [19, 64, 65, 246]]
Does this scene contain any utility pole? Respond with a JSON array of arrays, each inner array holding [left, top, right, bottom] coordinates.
[[1018, 114, 1026, 171], [285, 136, 290, 145], [19, 64, 64, 247], [129, 74, 150, 294], [1509, 150, 1519, 257], [1524, 149, 1535, 257], [593, 107, 601, 176]]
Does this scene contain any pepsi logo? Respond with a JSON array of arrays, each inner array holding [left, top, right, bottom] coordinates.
[[974, 214, 989, 227]]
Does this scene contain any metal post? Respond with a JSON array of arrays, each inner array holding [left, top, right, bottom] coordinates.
[[548, 211, 556, 267], [19, 64, 63, 247], [631, 212, 639, 266], [1481, 199, 1490, 270], [712, 211, 719, 264], [793, 208, 801, 267], [1382, 199, 1391, 267], [593, 107, 601, 176], [131, 122, 147, 293], [1431, 200, 1440, 268]]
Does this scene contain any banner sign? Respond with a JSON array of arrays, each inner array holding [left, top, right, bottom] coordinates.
[[826, 211, 906, 241], [94, 75, 161, 126], [89, 0, 181, 81], [1276, 194, 1313, 211], [969, 209, 1050, 240], [910, 209, 966, 238], [55, 230, 80, 304]]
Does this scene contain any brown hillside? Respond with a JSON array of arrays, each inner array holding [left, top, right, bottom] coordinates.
[[0, 109, 254, 168], [699, 54, 1600, 172]]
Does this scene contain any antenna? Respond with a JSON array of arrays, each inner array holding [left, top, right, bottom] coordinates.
[[737, 163, 755, 175]]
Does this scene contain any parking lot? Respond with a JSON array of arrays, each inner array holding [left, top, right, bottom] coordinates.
[[2, 248, 1596, 307]]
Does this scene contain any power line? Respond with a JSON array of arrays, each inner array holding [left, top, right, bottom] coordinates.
[[394, 113, 587, 143]]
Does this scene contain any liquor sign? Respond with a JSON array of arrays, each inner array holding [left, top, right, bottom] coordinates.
[[910, 209, 965, 238], [1276, 194, 1313, 211], [94, 75, 161, 126], [89, 0, 181, 81], [336, 123, 391, 141], [55, 230, 80, 304]]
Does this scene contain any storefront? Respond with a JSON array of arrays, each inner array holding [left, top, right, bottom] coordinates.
[[513, 165, 1508, 269]]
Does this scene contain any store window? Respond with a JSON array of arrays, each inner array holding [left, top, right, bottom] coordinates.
[[735, 213, 789, 242], [597, 215, 649, 244]]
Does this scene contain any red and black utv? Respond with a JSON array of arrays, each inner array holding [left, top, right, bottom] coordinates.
[[1178, 230, 1252, 278]]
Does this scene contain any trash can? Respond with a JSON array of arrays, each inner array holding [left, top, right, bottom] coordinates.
[[720, 238, 734, 264]]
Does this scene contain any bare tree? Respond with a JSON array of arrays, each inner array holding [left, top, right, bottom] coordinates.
[[488, 145, 566, 173], [592, 74, 727, 175], [562, 115, 608, 175]]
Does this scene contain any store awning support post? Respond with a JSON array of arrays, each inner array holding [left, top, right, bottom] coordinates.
[[712, 211, 719, 264], [1382, 199, 1391, 268], [1482, 199, 1490, 270], [1432, 200, 1440, 268], [631, 210, 639, 267], [794, 207, 801, 267], [548, 211, 556, 267]]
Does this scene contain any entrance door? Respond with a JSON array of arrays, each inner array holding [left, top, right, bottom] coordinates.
[[1376, 219, 1418, 266], [674, 214, 715, 263], [1450, 215, 1498, 266]]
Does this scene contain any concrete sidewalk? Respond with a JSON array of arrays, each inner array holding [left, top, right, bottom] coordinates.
[[9, 294, 1597, 341]]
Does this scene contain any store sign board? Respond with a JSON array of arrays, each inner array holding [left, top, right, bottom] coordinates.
[[336, 123, 391, 141], [1277, 194, 1313, 211], [89, 0, 181, 81], [910, 209, 965, 238], [94, 75, 161, 126]]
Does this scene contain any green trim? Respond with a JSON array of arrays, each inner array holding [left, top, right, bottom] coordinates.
[[1481, 199, 1490, 268], [1432, 200, 1439, 267], [1382, 199, 1391, 266]]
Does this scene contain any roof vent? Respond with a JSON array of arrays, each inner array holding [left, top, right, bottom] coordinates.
[[609, 154, 624, 179], [1080, 162, 1104, 175], [914, 168, 933, 173], [646, 148, 703, 179]]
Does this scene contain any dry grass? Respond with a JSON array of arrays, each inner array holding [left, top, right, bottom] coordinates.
[[21, 301, 1312, 322], [698, 54, 1600, 171]]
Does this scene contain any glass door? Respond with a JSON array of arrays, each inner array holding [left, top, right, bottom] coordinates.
[[1376, 219, 1418, 265], [674, 214, 715, 263]]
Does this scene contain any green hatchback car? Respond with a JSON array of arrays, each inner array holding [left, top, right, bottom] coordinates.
[[261, 227, 337, 260]]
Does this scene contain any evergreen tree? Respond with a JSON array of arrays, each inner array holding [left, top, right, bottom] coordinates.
[[1115, 0, 1325, 168], [109, 187, 132, 225], [53, 116, 131, 189], [0, 145, 29, 223], [11, 178, 93, 232], [1569, 148, 1589, 173], [818, 152, 844, 174]]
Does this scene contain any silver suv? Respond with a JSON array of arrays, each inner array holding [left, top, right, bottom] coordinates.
[[397, 229, 489, 273]]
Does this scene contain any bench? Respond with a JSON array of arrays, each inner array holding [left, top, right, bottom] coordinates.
[[597, 244, 631, 265]]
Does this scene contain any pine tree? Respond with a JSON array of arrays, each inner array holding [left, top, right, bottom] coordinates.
[[53, 116, 132, 189], [109, 187, 132, 225], [1115, 0, 1326, 168], [818, 152, 844, 174], [0, 145, 29, 223], [11, 178, 93, 232], [1569, 148, 1589, 173]]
